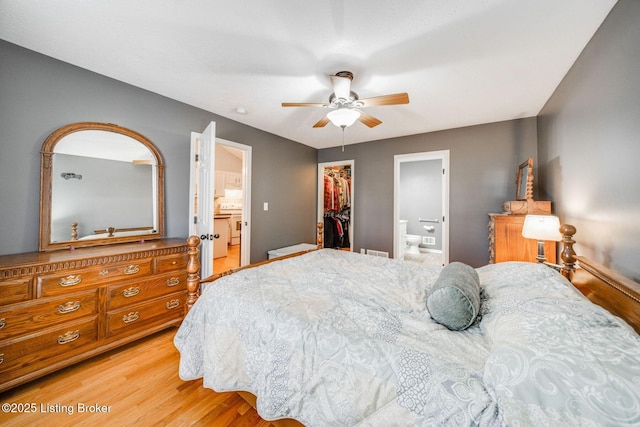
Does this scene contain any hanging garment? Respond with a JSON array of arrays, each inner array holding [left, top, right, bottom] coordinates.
[[324, 216, 340, 248]]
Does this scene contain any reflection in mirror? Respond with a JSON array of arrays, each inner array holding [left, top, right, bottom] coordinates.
[[516, 157, 534, 201], [40, 122, 164, 251]]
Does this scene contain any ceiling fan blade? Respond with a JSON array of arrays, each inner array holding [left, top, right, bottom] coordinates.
[[356, 110, 382, 128], [282, 102, 328, 108], [358, 92, 409, 107], [313, 116, 331, 128], [330, 74, 352, 100]]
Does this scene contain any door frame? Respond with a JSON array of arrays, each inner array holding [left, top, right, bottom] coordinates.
[[393, 150, 449, 264], [216, 137, 252, 266]]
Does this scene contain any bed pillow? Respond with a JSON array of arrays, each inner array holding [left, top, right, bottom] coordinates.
[[426, 262, 480, 330]]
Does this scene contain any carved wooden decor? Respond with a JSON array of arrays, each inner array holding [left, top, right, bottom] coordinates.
[[515, 157, 534, 201], [0, 238, 188, 392]]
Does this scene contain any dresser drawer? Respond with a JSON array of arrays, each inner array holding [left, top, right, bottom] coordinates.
[[0, 278, 32, 306], [38, 260, 153, 297], [107, 272, 187, 310], [106, 292, 186, 338], [0, 317, 98, 376], [155, 253, 188, 273], [0, 290, 97, 340]]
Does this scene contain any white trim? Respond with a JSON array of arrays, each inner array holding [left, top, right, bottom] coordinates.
[[318, 160, 354, 251], [216, 137, 252, 266], [394, 150, 450, 265]]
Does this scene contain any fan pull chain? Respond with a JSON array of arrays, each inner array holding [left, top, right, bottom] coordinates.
[[341, 125, 345, 152]]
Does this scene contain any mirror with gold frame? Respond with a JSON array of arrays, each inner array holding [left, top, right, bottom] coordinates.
[[40, 122, 165, 251], [516, 157, 534, 201]]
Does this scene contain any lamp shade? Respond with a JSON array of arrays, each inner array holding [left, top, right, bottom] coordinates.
[[327, 108, 360, 127], [522, 215, 562, 241]]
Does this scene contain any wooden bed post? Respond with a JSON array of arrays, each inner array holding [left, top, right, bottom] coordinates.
[[560, 224, 577, 279], [317, 221, 324, 249], [186, 235, 201, 311]]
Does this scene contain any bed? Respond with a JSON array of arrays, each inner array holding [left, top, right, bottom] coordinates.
[[174, 223, 640, 426]]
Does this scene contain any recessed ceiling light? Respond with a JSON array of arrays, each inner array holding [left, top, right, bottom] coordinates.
[[235, 107, 247, 114]]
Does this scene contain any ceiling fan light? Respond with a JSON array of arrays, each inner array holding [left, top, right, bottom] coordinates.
[[327, 109, 360, 128]]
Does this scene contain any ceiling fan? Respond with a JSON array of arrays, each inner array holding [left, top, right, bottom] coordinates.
[[282, 71, 409, 129]]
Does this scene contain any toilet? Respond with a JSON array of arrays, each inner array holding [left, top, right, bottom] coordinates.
[[406, 234, 421, 254]]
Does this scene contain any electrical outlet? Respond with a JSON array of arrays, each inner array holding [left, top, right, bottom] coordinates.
[[422, 236, 436, 246]]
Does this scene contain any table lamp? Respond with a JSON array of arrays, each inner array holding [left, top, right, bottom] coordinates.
[[521, 215, 561, 263]]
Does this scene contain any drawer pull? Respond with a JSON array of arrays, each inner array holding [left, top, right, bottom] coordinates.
[[58, 301, 81, 314], [122, 312, 140, 323], [0, 318, 5, 329], [166, 299, 180, 310], [98, 269, 110, 276], [122, 287, 140, 298], [60, 275, 82, 287], [166, 277, 180, 287], [0, 354, 3, 365], [123, 265, 140, 275], [57, 330, 80, 344]]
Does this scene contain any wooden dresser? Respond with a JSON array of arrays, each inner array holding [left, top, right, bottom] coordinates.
[[488, 214, 557, 264], [0, 238, 188, 392]]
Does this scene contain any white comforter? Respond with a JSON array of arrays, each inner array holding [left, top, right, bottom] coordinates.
[[174, 249, 640, 426]]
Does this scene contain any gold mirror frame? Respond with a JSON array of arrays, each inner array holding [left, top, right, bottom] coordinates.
[[39, 122, 165, 251], [515, 157, 534, 201]]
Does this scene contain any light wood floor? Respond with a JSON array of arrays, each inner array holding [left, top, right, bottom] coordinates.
[[0, 328, 282, 427], [214, 244, 240, 274]]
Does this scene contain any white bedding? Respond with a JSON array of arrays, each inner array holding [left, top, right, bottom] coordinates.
[[174, 249, 640, 426]]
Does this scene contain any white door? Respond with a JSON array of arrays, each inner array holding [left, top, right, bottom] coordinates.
[[189, 122, 216, 279]]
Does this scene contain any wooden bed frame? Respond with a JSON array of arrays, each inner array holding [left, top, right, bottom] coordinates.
[[185, 222, 325, 309], [181, 222, 640, 425], [185, 222, 640, 333], [556, 224, 640, 334]]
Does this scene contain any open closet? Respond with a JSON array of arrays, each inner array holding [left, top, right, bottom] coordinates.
[[319, 161, 353, 251]]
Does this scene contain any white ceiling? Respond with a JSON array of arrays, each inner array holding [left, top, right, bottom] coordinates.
[[0, 1, 617, 149], [54, 130, 155, 163]]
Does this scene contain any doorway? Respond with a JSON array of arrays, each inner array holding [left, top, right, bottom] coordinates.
[[318, 160, 354, 251], [214, 138, 251, 273], [189, 121, 251, 279], [393, 150, 449, 266]]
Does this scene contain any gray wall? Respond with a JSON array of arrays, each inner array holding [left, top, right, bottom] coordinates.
[[537, 0, 640, 282], [0, 40, 317, 262], [319, 118, 538, 267]]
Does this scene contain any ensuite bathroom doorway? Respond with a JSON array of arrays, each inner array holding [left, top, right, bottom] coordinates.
[[394, 150, 449, 266]]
